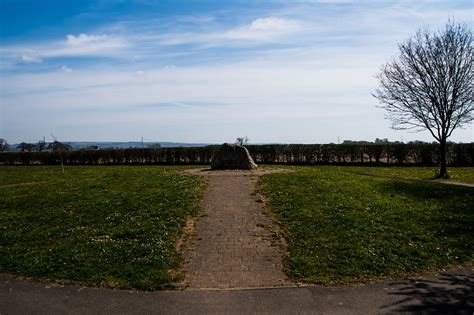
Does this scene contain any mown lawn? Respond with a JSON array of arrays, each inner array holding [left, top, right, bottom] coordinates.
[[336, 166, 474, 184], [261, 166, 474, 284], [0, 165, 204, 290]]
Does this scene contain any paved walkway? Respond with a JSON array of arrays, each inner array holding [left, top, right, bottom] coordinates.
[[181, 169, 292, 289], [1, 268, 472, 314]]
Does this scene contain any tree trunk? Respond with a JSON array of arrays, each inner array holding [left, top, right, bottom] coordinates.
[[438, 139, 448, 178]]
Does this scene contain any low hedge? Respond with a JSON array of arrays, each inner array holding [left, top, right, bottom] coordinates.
[[1, 143, 472, 166]]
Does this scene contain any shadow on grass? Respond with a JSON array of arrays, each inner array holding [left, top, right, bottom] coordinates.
[[379, 178, 473, 200], [377, 180, 474, 313], [378, 179, 473, 249], [384, 271, 474, 314]]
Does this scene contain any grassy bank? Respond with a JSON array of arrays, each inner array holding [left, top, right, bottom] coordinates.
[[261, 166, 473, 284], [0, 165, 204, 290]]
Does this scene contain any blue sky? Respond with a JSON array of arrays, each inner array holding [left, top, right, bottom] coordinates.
[[1, 0, 472, 144]]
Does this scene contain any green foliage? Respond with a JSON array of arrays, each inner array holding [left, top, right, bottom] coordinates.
[[0, 166, 204, 290], [261, 166, 474, 284]]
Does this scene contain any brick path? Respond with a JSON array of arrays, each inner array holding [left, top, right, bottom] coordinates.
[[181, 169, 292, 289]]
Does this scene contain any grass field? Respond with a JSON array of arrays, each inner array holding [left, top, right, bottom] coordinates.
[[2, 164, 473, 289], [336, 166, 474, 184], [261, 166, 474, 284], [0, 165, 204, 290]]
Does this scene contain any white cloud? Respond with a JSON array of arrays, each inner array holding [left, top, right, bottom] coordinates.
[[21, 54, 42, 63], [150, 17, 303, 46], [2, 2, 473, 143], [2, 33, 128, 64], [60, 65, 72, 72], [251, 17, 298, 32], [0, 49, 411, 141], [66, 33, 107, 46], [4, 47, 472, 143], [48, 33, 127, 57], [222, 17, 302, 41]]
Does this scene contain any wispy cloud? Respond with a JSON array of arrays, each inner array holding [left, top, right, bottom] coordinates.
[[4, 2, 471, 68], [1, 0, 472, 143], [135, 16, 303, 46], [220, 17, 302, 41], [0, 49, 405, 144], [2, 33, 127, 65], [50, 33, 126, 57], [21, 54, 42, 63], [142, 16, 303, 46], [60, 65, 72, 72]]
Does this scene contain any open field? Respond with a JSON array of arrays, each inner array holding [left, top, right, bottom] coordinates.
[[261, 166, 474, 284], [0, 166, 204, 290], [1, 165, 473, 290]]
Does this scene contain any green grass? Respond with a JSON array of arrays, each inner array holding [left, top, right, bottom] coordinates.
[[261, 166, 474, 284], [336, 166, 474, 184], [0, 165, 204, 290]]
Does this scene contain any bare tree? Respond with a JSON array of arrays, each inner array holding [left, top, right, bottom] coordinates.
[[37, 140, 47, 152], [17, 142, 35, 152], [49, 134, 70, 175], [236, 136, 249, 146], [373, 21, 473, 178], [0, 139, 10, 152], [47, 140, 72, 152]]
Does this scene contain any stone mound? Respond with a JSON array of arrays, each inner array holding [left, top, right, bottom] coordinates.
[[211, 143, 257, 170]]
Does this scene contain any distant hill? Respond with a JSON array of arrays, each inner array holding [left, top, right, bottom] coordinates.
[[68, 142, 212, 150], [8, 141, 213, 151]]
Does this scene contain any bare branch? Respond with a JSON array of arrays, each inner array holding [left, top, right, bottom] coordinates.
[[373, 21, 473, 178]]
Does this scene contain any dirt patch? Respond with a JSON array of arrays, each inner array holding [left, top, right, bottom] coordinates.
[[176, 218, 197, 253]]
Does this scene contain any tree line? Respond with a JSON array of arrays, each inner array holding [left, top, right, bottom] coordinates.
[[0, 143, 472, 166], [15, 141, 72, 152]]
